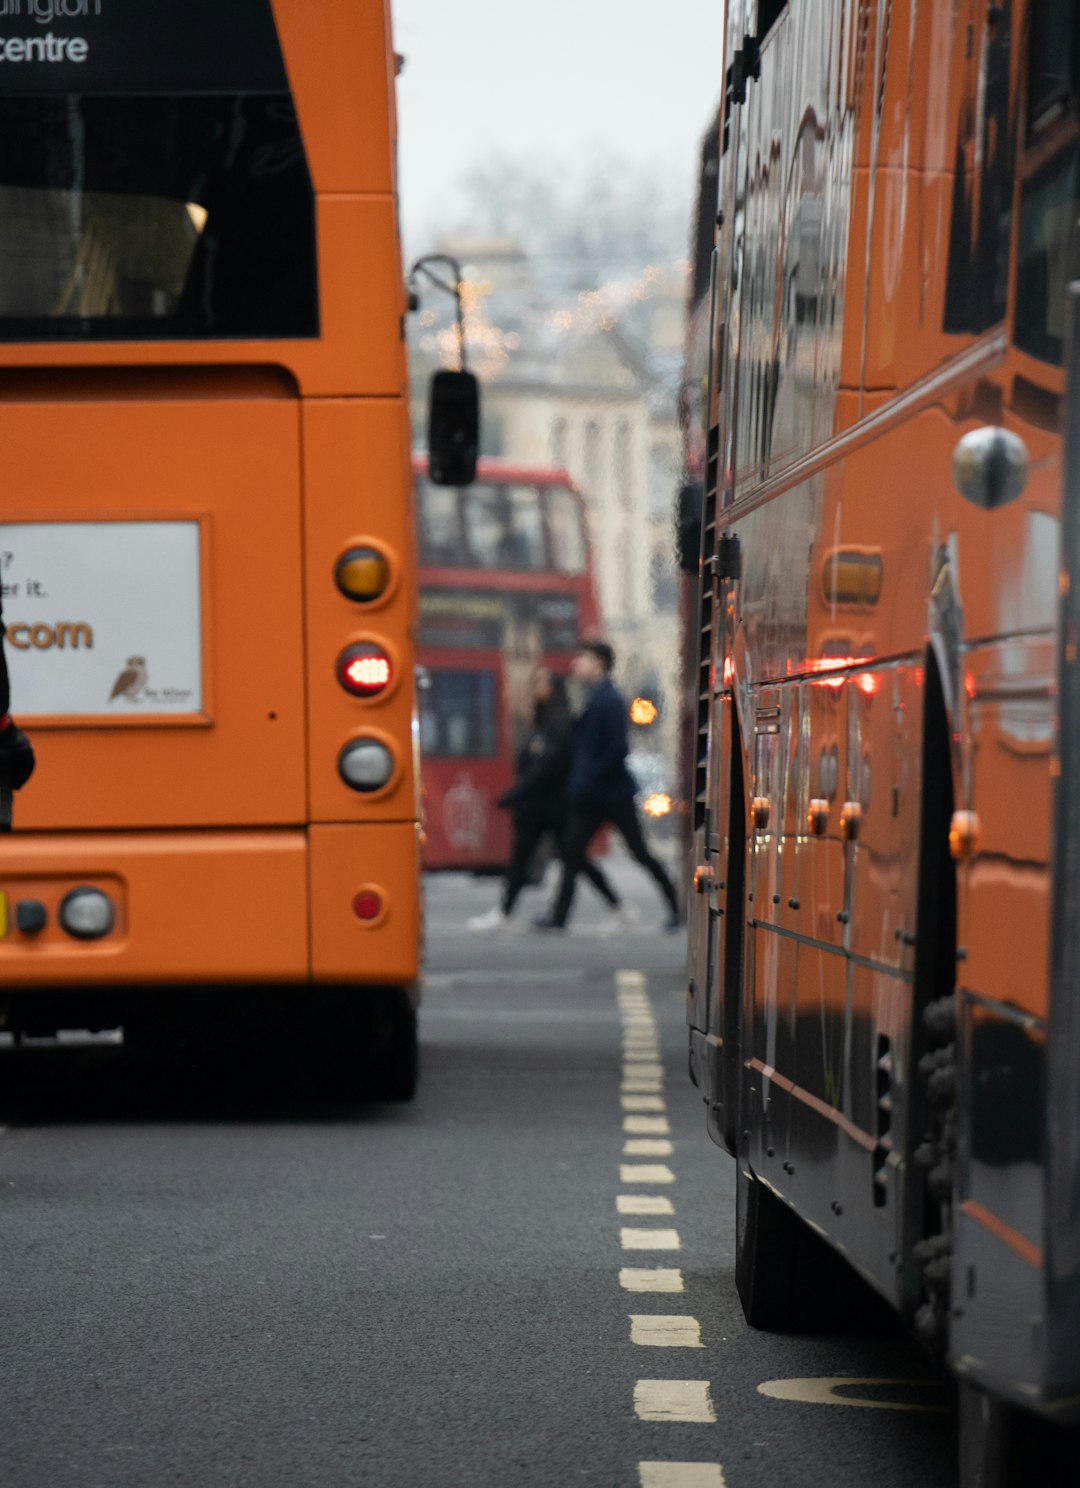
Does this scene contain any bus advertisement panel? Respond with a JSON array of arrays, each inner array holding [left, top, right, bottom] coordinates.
[[686, 0, 1080, 1475], [0, 0, 423, 1095], [414, 458, 600, 871]]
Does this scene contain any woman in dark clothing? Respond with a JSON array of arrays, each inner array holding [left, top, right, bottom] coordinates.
[[0, 592, 35, 809], [467, 668, 629, 933]]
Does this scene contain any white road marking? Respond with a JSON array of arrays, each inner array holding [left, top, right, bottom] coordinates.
[[620, 1267, 685, 1292], [634, 1380, 716, 1423], [620, 1164, 676, 1183], [622, 1079, 664, 1093], [757, 1378, 949, 1412], [622, 1063, 664, 1079], [630, 1315, 703, 1348], [621, 1228, 681, 1250], [624, 1139, 675, 1156], [622, 1096, 667, 1112], [639, 1464, 726, 1487], [617, 1194, 675, 1215], [623, 1116, 671, 1135], [616, 971, 647, 986]]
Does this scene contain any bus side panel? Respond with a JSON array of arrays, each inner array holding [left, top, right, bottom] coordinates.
[[308, 823, 420, 985], [302, 398, 417, 827], [0, 832, 309, 986]]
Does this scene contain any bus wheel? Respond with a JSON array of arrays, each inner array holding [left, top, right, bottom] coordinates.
[[366, 989, 419, 1102], [957, 1384, 1075, 1488], [958, 1385, 1015, 1488], [736, 1167, 802, 1327], [736, 1166, 873, 1330]]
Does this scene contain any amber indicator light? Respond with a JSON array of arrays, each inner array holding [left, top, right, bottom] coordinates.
[[336, 546, 391, 603]]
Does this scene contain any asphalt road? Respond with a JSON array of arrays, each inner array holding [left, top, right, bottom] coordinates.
[[0, 850, 957, 1487]]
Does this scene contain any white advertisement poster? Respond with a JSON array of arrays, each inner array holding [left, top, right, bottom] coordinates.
[[0, 521, 203, 718]]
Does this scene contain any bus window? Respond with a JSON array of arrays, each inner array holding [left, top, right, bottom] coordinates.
[[0, 94, 316, 340], [1015, 141, 1080, 366], [421, 670, 497, 757], [1027, 0, 1078, 132], [547, 485, 586, 575], [465, 484, 545, 570], [418, 479, 465, 565]]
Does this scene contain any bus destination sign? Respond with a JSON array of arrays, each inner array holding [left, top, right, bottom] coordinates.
[[0, 0, 288, 95]]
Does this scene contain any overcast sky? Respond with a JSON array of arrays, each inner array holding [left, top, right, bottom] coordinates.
[[392, 0, 725, 251]]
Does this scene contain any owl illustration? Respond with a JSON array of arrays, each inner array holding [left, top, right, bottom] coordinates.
[[109, 657, 148, 702]]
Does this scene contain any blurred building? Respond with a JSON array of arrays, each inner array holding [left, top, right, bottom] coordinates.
[[408, 237, 685, 770]]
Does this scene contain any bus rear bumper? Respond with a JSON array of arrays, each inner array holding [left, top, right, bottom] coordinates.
[[0, 823, 419, 992]]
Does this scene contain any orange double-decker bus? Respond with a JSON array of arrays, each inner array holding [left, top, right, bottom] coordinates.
[[688, 0, 1080, 1477], [0, 0, 434, 1095]]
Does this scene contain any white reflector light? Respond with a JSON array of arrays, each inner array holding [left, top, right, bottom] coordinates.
[[338, 739, 394, 792], [59, 887, 115, 940]]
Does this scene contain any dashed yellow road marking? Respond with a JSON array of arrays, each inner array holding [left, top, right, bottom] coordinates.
[[634, 1380, 716, 1423], [624, 1139, 674, 1156], [623, 1079, 664, 1093], [620, 1267, 684, 1292], [623, 1063, 664, 1078], [623, 1116, 671, 1134], [622, 1095, 667, 1112], [620, 1163, 675, 1183], [621, 1228, 681, 1250], [757, 1378, 949, 1411], [630, 1315, 703, 1348], [639, 1464, 726, 1487], [616, 970, 647, 987], [617, 1194, 675, 1215]]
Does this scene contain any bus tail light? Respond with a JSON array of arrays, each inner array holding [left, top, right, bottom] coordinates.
[[59, 886, 115, 940], [352, 888, 384, 922], [337, 643, 392, 698], [336, 546, 391, 604], [338, 738, 395, 792]]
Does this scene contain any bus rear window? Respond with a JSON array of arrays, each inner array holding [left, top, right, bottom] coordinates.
[[0, 95, 317, 341], [420, 670, 498, 758]]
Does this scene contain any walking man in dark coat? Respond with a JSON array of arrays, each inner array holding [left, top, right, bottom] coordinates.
[[467, 667, 627, 932], [536, 640, 679, 932]]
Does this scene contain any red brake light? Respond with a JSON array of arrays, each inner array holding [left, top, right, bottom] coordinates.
[[353, 889, 383, 921], [337, 643, 392, 698]]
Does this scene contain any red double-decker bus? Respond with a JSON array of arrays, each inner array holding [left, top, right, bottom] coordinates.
[[414, 457, 600, 872]]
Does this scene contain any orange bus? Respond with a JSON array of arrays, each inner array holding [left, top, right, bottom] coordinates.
[[0, 0, 441, 1096], [688, 0, 1080, 1477]]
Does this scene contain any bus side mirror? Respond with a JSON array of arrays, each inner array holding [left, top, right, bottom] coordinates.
[[676, 480, 703, 573], [428, 369, 479, 487]]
